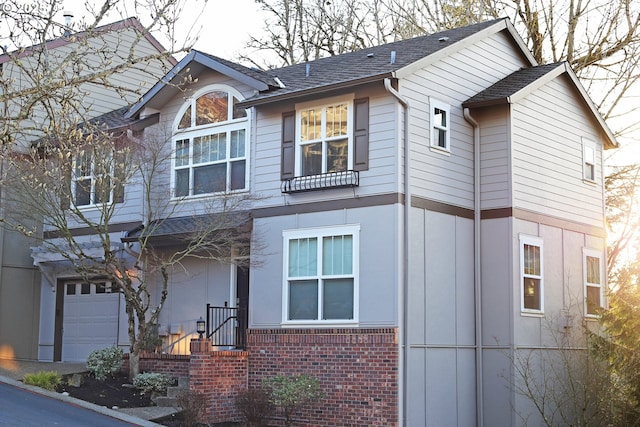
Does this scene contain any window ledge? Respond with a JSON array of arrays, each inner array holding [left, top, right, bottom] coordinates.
[[429, 145, 451, 156], [282, 321, 358, 328], [281, 170, 359, 193], [520, 310, 544, 317]]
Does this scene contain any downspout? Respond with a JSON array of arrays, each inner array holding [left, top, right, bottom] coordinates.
[[384, 77, 409, 427], [464, 107, 484, 427]]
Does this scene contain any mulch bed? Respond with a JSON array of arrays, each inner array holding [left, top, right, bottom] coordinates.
[[56, 372, 152, 408]]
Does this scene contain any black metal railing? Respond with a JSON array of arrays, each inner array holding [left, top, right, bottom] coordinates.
[[281, 170, 359, 193], [206, 304, 246, 349]]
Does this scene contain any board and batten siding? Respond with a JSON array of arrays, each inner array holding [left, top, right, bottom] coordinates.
[[403, 30, 529, 210], [510, 76, 605, 227], [251, 83, 400, 208], [406, 207, 476, 426]]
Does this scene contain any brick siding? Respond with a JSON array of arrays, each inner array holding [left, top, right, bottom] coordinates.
[[122, 352, 190, 378], [247, 328, 399, 427]]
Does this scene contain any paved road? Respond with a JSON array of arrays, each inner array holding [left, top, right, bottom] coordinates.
[[0, 381, 144, 427]]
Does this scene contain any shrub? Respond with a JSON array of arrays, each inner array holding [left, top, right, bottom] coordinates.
[[23, 371, 61, 391], [235, 387, 274, 427], [176, 389, 207, 427], [86, 346, 123, 381], [263, 374, 323, 427], [133, 372, 174, 395]]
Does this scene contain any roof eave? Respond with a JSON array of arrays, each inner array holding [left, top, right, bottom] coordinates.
[[237, 72, 394, 108], [127, 50, 271, 118]]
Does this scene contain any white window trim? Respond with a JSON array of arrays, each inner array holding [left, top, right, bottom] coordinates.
[[430, 97, 451, 153], [582, 138, 597, 183], [583, 248, 604, 317], [282, 224, 360, 326], [520, 234, 544, 315], [294, 94, 354, 177], [170, 84, 250, 199], [71, 152, 119, 209]]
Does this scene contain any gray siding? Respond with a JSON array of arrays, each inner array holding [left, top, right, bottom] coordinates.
[[250, 204, 400, 329], [403, 31, 528, 209], [478, 106, 512, 209], [251, 84, 401, 208], [406, 208, 476, 426], [511, 76, 605, 227]]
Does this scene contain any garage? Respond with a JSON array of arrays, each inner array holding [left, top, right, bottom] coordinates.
[[61, 282, 120, 362]]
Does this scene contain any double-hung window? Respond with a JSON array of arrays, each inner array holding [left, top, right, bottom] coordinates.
[[296, 99, 351, 176], [280, 96, 369, 192], [430, 98, 450, 151], [584, 249, 604, 316], [173, 87, 248, 197], [283, 225, 359, 324], [520, 235, 543, 313], [72, 148, 124, 207]]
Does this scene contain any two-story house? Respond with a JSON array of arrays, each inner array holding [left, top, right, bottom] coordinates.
[[0, 17, 175, 361], [31, 17, 615, 426]]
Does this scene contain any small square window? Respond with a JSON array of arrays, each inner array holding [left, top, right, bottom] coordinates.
[[66, 284, 76, 295], [81, 283, 91, 295]]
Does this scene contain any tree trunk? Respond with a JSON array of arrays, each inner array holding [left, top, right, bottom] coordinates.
[[129, 349, 140, 380]]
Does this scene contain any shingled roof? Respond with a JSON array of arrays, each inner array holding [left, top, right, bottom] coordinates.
[[462, 61, 617, 148], [463, 62, 564, 107], [237, 18, 525, 107]]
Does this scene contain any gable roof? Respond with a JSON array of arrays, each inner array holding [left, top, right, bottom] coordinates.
[[236, 18, 535, 107], [463, 62, 617, 148], [126, 50, 281, 118], [0, 17, 174, 66]]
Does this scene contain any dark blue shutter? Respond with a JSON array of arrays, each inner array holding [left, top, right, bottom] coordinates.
[[281, 111, 296, 180], [353, 97, 369, 171]]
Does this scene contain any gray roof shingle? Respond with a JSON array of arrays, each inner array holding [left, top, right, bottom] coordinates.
[[238, 18, 507, 106], [463, 62, 564, 107]]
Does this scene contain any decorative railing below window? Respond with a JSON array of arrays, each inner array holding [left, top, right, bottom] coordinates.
[[206, 304, 246, 350], [281, 170, 359, 193]]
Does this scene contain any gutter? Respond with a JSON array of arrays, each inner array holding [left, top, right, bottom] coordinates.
[[464, 107, 484, 427], [384, 77, 409, 427]]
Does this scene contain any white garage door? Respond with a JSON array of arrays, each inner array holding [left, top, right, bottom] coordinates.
[[62, 282, 120, 362]]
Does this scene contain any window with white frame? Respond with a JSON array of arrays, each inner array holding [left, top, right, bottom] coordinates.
[[72, 149, 124, 207], [296, 98, 351, 176], [283, 225, 359, 323], [584, 249, 603, 316], [583, 139, 596, 182], [173, 87, 248, 197], [520, 235, 543, 313], [430, 98, 450, 151]]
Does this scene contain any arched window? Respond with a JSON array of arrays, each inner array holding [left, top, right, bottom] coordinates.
[[173, 88, 248, 197]]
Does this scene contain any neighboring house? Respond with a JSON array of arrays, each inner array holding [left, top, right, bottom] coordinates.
[[0, 18, 174, 361], [32, 17, 615, 426]]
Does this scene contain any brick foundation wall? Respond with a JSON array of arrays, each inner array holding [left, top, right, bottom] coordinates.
[[122, 352, 190, 378], [247, 328, 399, 427], [190, 339, 249, 423]]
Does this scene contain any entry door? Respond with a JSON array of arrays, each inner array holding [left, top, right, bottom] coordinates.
[[61, 282, 120, 362]]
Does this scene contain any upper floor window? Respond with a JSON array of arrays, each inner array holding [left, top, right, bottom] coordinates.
[[283, 225, 360, 324], [72, 149, 124, 207], [173, 87, 248, 198], [583, 138, 596, 182], [430, 98, 450, 152], [520, 235, 543, 313], [584, 249, 604, 316], [280, 96, 369, 193]]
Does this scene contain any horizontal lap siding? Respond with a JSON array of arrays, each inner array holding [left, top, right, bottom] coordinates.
[[252, 86, 400, 208], [511, 77, 604, 226], [479, 106, 511, 209], [403, 32, 528, 209]]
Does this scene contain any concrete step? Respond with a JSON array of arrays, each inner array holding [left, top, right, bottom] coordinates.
[[152, 395, 178, 407]]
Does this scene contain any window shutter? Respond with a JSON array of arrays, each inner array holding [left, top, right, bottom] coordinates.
[[281, 111, 296, 180], [353, 97, 369, 171]]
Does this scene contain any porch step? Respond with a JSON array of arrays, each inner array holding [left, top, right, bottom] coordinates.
[[152, 376, 189, 407]]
